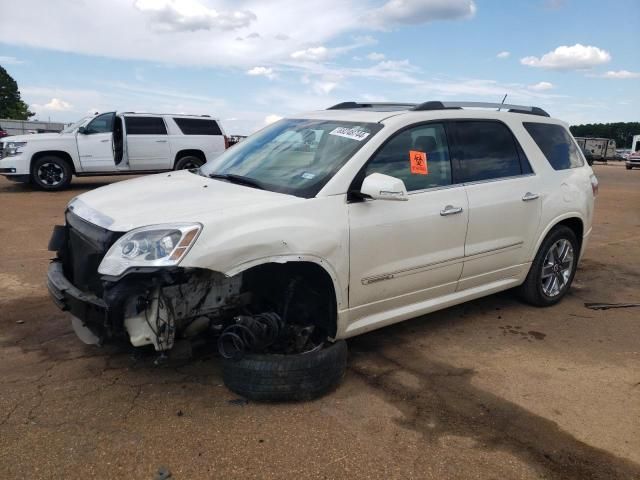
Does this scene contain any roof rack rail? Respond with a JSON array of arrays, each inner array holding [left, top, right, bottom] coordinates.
[[412, 101, 550, 117], [120, 112, 212, 117], [327, 102, 417, 110]]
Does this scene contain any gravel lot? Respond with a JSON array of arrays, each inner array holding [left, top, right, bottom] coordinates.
[[1, 165, 639, 479]]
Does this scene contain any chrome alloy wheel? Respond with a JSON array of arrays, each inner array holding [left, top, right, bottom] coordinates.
[[541, 239, 574, 297], [37, 162, 64, 186]]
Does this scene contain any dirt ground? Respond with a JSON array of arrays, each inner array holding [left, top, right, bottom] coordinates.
[[0, 165, 639, 479]]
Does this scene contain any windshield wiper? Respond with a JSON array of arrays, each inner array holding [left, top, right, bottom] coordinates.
[[208, 173, 265, 190]]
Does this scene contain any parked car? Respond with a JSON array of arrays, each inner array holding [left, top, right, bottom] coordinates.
[[0, 125, 8, 138], [626, 151, 640, 170], [47, 101, 597, 401], [0, 112, 228, 190]]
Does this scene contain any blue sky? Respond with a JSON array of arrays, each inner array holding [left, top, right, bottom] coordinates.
[[0, 0, 638, 134]]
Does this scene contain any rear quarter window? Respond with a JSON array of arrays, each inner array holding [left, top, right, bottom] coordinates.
[[173, 118, 222, 135], [523, 123, 584, 170]]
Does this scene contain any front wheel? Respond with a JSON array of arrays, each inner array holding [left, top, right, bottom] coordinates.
[[626, 165, 632, 170], [517, 226, 578, 307], [31, 156, 72, 190]]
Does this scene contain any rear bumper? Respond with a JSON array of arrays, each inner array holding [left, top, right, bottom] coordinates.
[[47, 260, 109, 342]]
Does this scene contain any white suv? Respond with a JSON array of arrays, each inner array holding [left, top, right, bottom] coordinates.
[[47, 101, 597, 401], [0, 112, 228, 190]]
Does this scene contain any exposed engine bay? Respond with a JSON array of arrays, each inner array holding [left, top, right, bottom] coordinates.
[[48, 210, 334, 361]]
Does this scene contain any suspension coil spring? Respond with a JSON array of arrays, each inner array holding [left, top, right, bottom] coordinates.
[[218, 312, 284, 360]]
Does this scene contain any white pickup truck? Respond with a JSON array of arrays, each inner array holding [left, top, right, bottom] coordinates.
[[0, 112, 228, 190]]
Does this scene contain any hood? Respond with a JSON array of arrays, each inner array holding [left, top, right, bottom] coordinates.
[[71, 170, 305, 232], [2, 132, 71, 143]]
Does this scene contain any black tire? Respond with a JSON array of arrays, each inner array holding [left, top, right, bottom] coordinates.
[[517, 225, 579, 307], [31, 155, 72, 190], [222, 340, 348, 402], [174, 155, 205, 170], [626, 165, 632, 170]]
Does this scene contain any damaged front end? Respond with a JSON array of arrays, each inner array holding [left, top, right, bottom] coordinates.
[[47, 210, 331, 358], [47, 210, 244, 352]]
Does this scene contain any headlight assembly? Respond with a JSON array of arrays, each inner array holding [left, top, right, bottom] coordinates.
[[4, 141, 27, 157], [98, 223, 202, 276]]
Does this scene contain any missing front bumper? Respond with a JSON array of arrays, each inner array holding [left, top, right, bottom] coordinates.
[[47, 260, 109, 342]]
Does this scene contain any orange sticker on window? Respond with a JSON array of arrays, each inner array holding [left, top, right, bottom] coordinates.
[[410, 150, 428, 175]]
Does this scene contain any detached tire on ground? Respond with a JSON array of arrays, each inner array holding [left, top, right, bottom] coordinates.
[[31, 155, 72, 190], [222, 340, 348, 402]]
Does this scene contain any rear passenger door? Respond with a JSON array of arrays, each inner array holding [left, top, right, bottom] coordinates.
[[125, 116, 172, 170], [449, 120, 541, 291]]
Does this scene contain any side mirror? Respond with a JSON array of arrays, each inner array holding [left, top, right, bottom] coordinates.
[[77, 126, 88, 134], [360, 173, 408, 201]]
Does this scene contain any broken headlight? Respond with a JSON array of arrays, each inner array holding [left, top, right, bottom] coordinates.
[[98, 223, 202, 276]]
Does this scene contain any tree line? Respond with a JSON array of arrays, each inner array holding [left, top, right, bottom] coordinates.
[[0, 65, 34, 120], [570, 122, 640, 149]]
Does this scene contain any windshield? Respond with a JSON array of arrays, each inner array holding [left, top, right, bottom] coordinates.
[[61, 116, 93, 134], [200, 119, 382, 198]]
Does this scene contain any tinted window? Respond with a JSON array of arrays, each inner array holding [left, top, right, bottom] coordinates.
[[450, 121, 523, 182], [364, 123, 452, 191], [85, 113, 114, 134], [173, 118, 222, 135], [524, 123, 584, 170], [125, 116, 167, 135]]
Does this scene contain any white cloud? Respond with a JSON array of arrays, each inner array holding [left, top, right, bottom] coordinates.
[[134, 0, 256, 32], [312, 81, 339, 95], [367, 52, 386, 61], [32, 98, 73, 112], [247, 66, 276, 79], [496, 51, 510, 59], [367, 0, 476, 27], [599, 70, 640, 79], [290, 46, 329, 62], [0, 56, 24, 65], [264, 114, 283, 125], [521, 44, 611, 70], [0, 0, 475, 70], [529, 81, 554, 91]]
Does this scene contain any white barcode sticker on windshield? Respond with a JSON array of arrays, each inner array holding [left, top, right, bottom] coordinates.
[[329, 127, 370, 141]]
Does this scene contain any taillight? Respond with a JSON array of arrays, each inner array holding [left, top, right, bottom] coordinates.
[[224, 135, 230, 149], [590, 174, 598, 197]]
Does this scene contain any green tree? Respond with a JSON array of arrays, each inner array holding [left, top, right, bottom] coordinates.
[[570, 122, 640, 149], [0, 64, 35, 119]]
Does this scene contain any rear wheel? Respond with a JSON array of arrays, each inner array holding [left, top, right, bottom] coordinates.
[[626, 165, 632, 170], [517, 226, 578, 307], [31, 156, 72, 190], [174, 155, 204, 170]]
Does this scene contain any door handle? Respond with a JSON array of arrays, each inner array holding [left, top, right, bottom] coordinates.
[[522, 192, 539, 202], [440, 205, 463, 216], [100, 139, 110, 143], [155, 140, 168, 143]]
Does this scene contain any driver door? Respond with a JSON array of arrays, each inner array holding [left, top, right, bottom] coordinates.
[[347, 122, 469, 330], [76, 112, 116, 172]]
